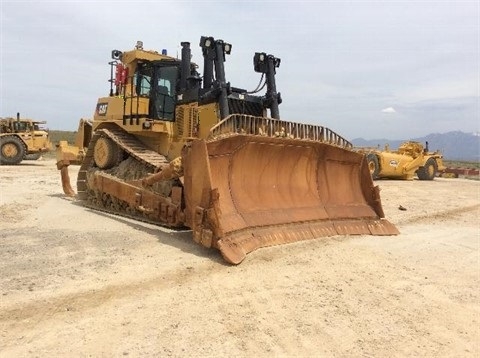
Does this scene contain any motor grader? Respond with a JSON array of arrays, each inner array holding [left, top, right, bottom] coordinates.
[[0, 113, 52, 165], [359, 141, 446, 180], [56, 36, 398, 264]]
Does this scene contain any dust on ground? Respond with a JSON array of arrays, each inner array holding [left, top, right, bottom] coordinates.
[[0, 159, 479, 357]]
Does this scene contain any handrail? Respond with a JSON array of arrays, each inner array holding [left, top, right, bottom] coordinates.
[[208, 114, 352, 148]]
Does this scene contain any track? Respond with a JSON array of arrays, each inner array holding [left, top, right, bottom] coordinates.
[[76, 127, 179, 227], [77, 127, 169, 196]]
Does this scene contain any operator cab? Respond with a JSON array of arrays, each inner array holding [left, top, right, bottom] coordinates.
[[135, 62, 179, 121], [13, 121, 29, 132], [110, 38, 281, 124]]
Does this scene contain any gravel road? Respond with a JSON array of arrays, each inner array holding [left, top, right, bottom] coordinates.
[[1, 159, 479, 357]]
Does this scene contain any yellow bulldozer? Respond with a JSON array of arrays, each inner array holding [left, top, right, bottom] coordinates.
[[56, 36, 398, 264], [358, 141, 446, 180], [0, 113, 52, 165]]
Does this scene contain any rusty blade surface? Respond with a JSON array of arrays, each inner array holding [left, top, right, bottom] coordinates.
[[59, 165, 76, 197], [183, 136, 399, 264]]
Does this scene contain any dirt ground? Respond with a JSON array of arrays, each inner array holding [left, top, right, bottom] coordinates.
[[0, 158, 479, 357]]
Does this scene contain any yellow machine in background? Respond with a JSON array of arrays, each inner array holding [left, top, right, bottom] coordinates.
[[56, 36, 398, 264], [0, 113, 52, 165], [358, 141, 446, 180]]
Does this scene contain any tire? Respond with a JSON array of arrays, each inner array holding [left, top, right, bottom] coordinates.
[[0, 136, 26, 165], [93, 136, 123, 169], [366, 153, 380, 180], [417, 157, 437, 180]]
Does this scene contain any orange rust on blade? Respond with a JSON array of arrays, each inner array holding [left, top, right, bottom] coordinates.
[[59, 165, 76, 197], [183, 135, 399, 264], [217, 219, 398, 264]]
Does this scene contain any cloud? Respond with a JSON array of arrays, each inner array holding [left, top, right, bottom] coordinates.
[[397, 78, 478, 103], [381, 107, 397, 114], [1, 1, 478, 140]]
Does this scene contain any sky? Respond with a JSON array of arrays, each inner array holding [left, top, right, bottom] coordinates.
[[1, 0, 478, 140]]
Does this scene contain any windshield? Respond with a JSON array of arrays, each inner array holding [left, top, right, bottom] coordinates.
[[13, 122, 29, 132], [151, 65, 178, 121], [137, 75, 151, 96], [135, 63, 178, 121]]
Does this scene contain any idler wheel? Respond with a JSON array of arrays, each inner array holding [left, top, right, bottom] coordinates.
[[93, 136, 123, 169]]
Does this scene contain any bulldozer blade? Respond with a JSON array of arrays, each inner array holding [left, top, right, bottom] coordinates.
[[183, 136, 399, 264], [59, 164, 76, 197]]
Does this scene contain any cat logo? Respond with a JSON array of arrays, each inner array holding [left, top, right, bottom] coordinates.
[[96, 103, 108, 116]]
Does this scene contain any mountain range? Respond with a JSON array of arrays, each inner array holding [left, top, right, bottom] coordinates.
[[351, 131, 480, 162]]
